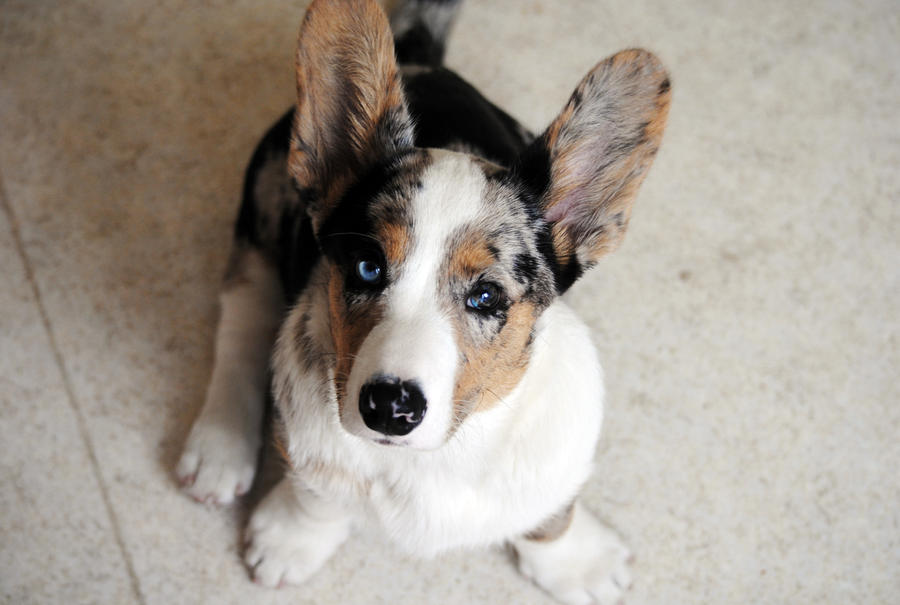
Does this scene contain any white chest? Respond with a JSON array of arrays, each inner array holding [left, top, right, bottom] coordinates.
[[276, 300, 605, 556]]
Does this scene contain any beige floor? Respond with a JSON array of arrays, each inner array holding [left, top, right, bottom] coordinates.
[[1, 1, 898, 604]]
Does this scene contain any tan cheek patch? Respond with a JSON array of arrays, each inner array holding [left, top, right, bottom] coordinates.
[[453, 301, 538, 415], [327, 266, 383, 417]]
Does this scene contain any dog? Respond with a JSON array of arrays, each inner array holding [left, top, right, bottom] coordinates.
[[176, 0, 670, 603]]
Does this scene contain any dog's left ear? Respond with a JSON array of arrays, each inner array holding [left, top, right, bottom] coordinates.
[[289, 0, 414, 227], [515, 49, 671, 292]]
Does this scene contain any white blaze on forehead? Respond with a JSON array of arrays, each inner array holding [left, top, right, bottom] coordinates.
[[340, 150, 489, 450], [392, 149, 488, 300]]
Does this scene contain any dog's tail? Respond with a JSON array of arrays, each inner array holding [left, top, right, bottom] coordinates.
[[389, 0, 463, 67]]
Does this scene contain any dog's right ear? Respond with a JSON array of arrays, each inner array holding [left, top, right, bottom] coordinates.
[[514, 49, 671, 293], [289, 0, 414, 227]]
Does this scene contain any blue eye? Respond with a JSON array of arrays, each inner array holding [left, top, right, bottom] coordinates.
[[355, 258, 383, 284], [466, 283, 501, 311]]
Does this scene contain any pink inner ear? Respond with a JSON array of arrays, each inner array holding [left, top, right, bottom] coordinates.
[[542, 136, 608, 226], [543, 191, 580, 225]]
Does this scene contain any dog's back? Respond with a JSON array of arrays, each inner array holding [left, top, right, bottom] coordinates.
[[393, 0, 533, 165]]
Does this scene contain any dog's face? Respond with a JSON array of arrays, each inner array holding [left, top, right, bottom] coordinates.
[[316, 149, 557, 448], [290, 0, 670, 449]]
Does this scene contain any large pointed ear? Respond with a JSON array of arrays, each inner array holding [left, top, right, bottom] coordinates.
[[515, 49, 671, 291], [288, 0, 415, 226]]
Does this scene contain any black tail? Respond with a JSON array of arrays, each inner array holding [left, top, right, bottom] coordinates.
[[390, 0, 463, 66]]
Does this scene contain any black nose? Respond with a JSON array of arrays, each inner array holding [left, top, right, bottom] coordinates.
[[359, 376, 427, 436]]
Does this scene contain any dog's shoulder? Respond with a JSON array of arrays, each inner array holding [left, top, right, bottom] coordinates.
[[233, 108, 321, 302]]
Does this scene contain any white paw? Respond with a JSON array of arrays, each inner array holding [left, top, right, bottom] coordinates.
[[175, 420, 259, 506], [515, 503, 633, 605], [244, 481, 350, 588]]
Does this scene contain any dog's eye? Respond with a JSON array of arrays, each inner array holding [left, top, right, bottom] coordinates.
[[355, 258, 383, 285], [466, 282, 501, 312]]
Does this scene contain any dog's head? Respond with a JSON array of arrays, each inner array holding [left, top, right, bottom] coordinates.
[[290, 0, 670, 449]]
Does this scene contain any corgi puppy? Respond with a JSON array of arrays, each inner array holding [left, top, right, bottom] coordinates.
[[176, 0, 670, 603]]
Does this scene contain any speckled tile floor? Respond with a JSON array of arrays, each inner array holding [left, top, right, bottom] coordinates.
[[1, 1, 897, 604]]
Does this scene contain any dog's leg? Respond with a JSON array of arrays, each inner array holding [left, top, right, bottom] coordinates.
[[512, 501, 633, 605], [244, 478, 353, 587], [176, 246, 283, 505]]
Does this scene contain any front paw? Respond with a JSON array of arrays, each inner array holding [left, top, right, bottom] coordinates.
[[515, 503, 632, 605], [175, 419, 259, 506], [244, 480, 350, 588]]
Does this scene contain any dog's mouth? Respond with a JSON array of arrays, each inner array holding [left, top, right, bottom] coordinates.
[[374, 437, 402, 447]]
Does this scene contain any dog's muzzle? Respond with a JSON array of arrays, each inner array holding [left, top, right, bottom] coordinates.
[[359, 376, 427, 436]]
